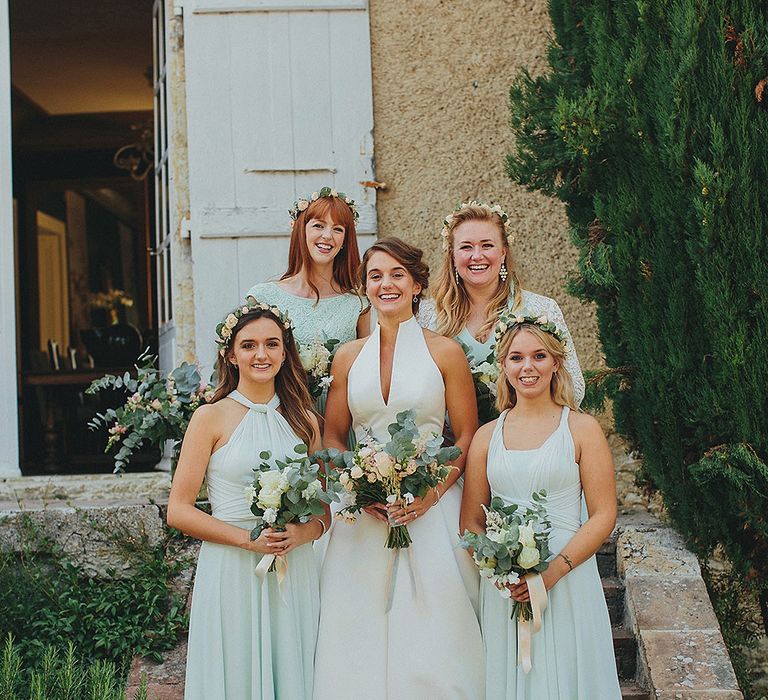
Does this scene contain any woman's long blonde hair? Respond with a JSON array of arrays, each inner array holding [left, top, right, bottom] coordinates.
[[495, 324, 576, 411], [433, 204, 523, 340]]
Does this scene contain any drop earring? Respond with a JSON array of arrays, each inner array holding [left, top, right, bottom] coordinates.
[[499, 263, 508, 282], [455, 268, 460, 284]]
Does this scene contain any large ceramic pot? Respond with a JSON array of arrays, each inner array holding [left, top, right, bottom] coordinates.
[[81, 323, 143, 367]]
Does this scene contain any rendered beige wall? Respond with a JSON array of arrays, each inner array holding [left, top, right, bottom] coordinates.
[[368, 0, 603, 372]]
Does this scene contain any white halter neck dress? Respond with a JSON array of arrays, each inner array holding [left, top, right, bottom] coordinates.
[[480, 407, 621, 699], [184, 391, 320, 700], [313, 316, 485, 700]]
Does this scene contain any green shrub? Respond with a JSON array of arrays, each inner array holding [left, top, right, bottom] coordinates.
[[0, 516, 189, 678]]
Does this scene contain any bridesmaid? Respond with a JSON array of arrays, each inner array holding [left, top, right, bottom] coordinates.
[[432, 201, 585, 412], [167, 299, 329, 699], [461, 312, 620, 699], [247, 187, 369, 414]]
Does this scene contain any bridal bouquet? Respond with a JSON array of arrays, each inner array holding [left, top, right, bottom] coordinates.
[[316, 410, 460, 549], [461, 492, 552, 621], [299, 335, 340, 398], [245, 443, 330, 543], [458, 341, 500, 424]]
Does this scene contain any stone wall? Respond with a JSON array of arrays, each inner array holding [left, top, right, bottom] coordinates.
[[368, 0, 603, 372]]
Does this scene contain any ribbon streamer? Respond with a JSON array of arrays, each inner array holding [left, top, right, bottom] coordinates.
[[383, 545, 421, 613], [255, 553, 288, 603], [517, 572, 548, 674]]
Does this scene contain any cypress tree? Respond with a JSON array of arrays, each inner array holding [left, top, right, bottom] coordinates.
[[508, 0, 768, 630]]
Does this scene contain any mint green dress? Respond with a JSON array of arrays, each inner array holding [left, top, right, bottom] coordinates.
[[184, 391, 319, 700], [247, 282, 366, 416]]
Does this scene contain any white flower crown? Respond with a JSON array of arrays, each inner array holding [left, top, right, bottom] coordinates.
[[289, 186, 359, 224], [440, 200, 514, 251], [215, 296, 294, 357], [493, 309, 569, 359]]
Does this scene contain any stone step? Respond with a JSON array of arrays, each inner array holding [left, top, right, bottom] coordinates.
[[603, 575, 625, 626], [597, 532, 618, 578], [620, 682, 652, 700], [613, 626, 638, 681]]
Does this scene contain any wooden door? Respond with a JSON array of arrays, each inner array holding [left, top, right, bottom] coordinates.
[[180, 0, 377, 370]]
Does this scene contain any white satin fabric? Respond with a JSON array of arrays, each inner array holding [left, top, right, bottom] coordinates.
[[314, 317, 484, 700]]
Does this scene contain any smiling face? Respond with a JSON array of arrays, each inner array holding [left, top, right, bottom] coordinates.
[[364, 250, 422, 318], [452, 219, 507, 290], [501, 328, 559, 401], [228, 316, 285, 386], [304, 214, 346, 268]]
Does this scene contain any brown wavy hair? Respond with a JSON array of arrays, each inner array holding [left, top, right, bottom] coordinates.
[[282, 195, 362, 303], [210, 308, 317, 446], [433, 204, 523, 340], [495, 324, 576, 411], [360, 237, 429, 314]]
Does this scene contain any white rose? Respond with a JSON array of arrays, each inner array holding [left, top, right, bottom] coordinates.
[[263, 507, 278, 524], [359, 446, 374, 459], [302, 480, 321, 501], [243, 485, 258, 505], [374, 452, 394, 478], [367, 472, 378, 483], [350, 465, 364, 480], [486, 528, 509, 545], [221, 326, 231, 339], [297, 199, 309, 211], [257, 471, 285, 509], [518, 522, 536, 548], [517, 546, 541, 569], [330, 188, 338, 197], [225, 313, 238, 329], [537, 315, 549, 325], [514, 315, 525, 324], [298, 345, 314, 370]]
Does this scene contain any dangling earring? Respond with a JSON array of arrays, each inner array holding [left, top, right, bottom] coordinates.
[[454, 268, 460, 284], [499, 263, 508, 282], [413, 294, 418, 304]]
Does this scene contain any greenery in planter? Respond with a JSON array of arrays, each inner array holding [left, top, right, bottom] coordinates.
[[0, 515, 189, 680], [87, 351, 213, 474], [505, 0, 768, 674], [1, 636, 149, 700]]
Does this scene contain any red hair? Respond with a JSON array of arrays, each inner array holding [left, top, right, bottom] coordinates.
[[282, 196, 361, 302]]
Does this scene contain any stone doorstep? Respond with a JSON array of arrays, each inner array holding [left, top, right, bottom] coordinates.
[[0, 472, 171, 503], [616, 515, 743, 699], [126, 640, 187, 700]]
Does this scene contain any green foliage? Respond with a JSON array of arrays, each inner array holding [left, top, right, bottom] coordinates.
[[507, 0, 768, 637], [87, 351, 213, 473], [0, 635, 150, 700], [0, 517, 189, 679]]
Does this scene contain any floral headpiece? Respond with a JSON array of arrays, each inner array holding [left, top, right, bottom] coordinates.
[[440, 200, 513, 251], [215, 295, 294, 357], [494, 309, 569, 358], [289, 186, 359, 224]]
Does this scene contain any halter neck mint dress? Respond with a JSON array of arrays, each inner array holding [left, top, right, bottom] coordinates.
[[480, 408, 621, 699], [184, 391, 320, 700], [313, 316, 485, 700]]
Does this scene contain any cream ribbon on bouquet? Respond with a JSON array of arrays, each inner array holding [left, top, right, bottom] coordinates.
[[383, 543, 421, 613], [517, 572, 549, 674], [255, 553, 288, 590]]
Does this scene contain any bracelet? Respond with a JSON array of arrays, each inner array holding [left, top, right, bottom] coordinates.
[[312, 518, 327, 540], [557, 552, 574, 572], [433, 486, 442, 503]]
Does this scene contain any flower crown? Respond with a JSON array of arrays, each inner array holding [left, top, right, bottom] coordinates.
[[215, 295, 294, 357], [440, 200, 513, 251], [289, 186, 359, 223], [494, 309, 569, 358]]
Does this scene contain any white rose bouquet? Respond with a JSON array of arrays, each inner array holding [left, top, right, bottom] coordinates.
[[461, 492, 552, 621], [299, 335, 340, 399], [315, 410, 460, 549], [245, 444, 331, 570], [458, 341, 500, 424]]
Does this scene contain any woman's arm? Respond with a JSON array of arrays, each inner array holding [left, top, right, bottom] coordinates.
[[323, 343, 357, 451], [167, 406, 274, 554], [459, 422, 494, 536], [509, 412, 616, 601]]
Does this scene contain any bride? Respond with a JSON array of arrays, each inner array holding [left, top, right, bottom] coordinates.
[[314, 237, 485, 699]]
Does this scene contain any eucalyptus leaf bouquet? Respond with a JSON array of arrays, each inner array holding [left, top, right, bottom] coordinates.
[[299, 335, 340, 399], [315, 410, 460, 549], [458, 341, 500, 425], [461, 492, 552, 621], [245, 443, 330, 543], [87, 351, 213, 474]]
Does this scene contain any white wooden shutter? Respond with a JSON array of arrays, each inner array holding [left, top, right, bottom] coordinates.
[[181, 0, 376, 370]]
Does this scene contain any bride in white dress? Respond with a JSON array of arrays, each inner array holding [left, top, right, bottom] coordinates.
[[314, 237, 485, 700]]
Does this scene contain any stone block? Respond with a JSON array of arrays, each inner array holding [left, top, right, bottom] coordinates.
[[625, 576, 720, 632], [617, 522, 700, 580], [126, 639, 187, 700], [640, 630, 741, 695], [0, 501, 165, 578]]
